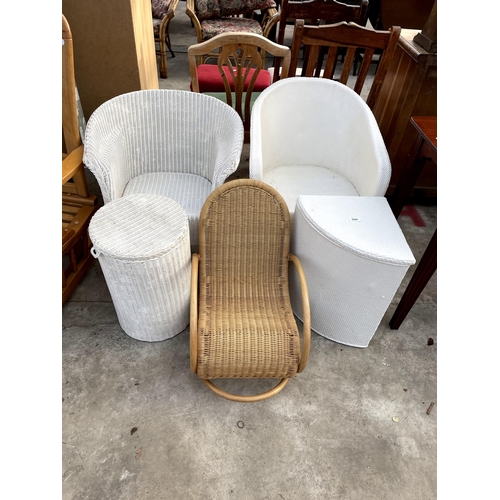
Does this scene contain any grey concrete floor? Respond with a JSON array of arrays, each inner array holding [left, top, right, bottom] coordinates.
[[63, 8, 437, 499]]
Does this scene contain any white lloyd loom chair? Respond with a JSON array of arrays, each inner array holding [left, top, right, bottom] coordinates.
[[249, 78, 391, 218], [190, 179, 311, 402], [82, 90, 244, 246]]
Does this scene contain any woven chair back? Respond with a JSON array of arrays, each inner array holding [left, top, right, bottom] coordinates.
[[199, 179, 291, 302]]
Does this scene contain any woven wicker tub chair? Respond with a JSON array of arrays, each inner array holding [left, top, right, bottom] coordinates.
[[190, 179, 311, 402], [82, 89, 244, 247], [249, 78, 391, 220]]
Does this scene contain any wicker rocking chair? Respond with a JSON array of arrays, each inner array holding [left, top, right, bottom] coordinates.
[[190, 179, 311, 402]]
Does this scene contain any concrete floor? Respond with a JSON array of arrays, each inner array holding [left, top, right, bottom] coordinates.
[[63, 8, 437, 499]]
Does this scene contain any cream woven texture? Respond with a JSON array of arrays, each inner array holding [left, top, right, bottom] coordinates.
[[250, 78, 391, 218], [83, 89, 244, 246], [290, 196, 415, 348], [89, 195, 191, 342]]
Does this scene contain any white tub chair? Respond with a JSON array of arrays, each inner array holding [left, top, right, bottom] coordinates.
[[83, 90, 244, 246], [249, 78, 391, 218]]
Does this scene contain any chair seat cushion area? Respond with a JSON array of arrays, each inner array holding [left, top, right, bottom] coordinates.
[[151, 0, 172, 18], [123, 172, 212, 246], [195, 64, 271, 92], [197, 300, 301, 379], [201, 18, 263, 40], [263, 165, 359, 215]]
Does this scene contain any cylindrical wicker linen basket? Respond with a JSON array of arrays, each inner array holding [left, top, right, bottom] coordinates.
[[89, 194, 191, 342]]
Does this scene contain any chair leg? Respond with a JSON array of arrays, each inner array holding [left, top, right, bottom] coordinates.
[[159, 38, 168, 79], [166, 32, 175, 58], [202, 378, 289, 403]]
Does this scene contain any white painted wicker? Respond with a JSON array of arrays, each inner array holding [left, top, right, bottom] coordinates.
[[290, 196, 415, 348], [83, 89, 244, 246], [250, 78, 391, 219], [89, 194, 191, 342]]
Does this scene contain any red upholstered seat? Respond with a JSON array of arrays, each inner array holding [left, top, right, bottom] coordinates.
[[194, 64, 271, 92]]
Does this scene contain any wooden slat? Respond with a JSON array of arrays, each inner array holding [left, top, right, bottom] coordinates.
[[323, 47, 338, 79], [353, 48, 374, 95], [339, 47, 356, 84], [62, 193, 97, 206]]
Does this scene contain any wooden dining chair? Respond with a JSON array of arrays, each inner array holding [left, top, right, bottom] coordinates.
[[190, 179, 311, 402], [288, 20, 401, 110], [272, 0, 368, 80], [62, 14, 98, 304], [188, 32, 290, 143]]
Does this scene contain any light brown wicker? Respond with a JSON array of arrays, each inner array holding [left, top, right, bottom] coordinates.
[[190, 179, 311, 402]]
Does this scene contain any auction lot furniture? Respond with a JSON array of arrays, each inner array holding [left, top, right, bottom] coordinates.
[[190, 180, 310, 402], [83, 89, 244, 247], [249, 78, 391, 219], [89, 194, 191, 342], [290, 195, 415, 347]]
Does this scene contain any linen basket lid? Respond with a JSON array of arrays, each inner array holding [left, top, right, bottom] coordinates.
[[89, 194, 188, 261], [296, 196, 416, 266]]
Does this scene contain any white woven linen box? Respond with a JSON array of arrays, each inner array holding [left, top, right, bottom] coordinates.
[[89, 194, 191, 342], [290, 196, 415, 348]]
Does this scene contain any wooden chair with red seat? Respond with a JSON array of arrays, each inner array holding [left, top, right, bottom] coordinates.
[[62, 14, 98, 304], [188, 32, 290, 143]]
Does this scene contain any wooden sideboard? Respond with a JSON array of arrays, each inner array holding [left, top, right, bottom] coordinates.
[[62, 0, 159, 122], [372, 28, 437, 197]]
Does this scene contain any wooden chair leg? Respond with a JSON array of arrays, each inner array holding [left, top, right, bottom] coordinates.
[[166, 32, 175, 58], [389, 230, 437, 329], [159, 37, 168, 78]]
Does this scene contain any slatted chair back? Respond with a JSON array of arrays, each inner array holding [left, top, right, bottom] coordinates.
[[273, 0, 368, 81], [288, 20, 400, 110]]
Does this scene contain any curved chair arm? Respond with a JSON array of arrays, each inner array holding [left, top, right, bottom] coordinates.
[[186, 0, 204, 43], [202, 378, 289, 403], [261, 7, 280, 38], [211, 111, 245, 189], [289, 254, 310, 373], [62, 144, 84, 185], [83, 119, 132, 204], [160, 0, 179, 38], [190, 253, 200, 374]]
